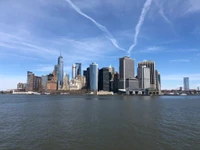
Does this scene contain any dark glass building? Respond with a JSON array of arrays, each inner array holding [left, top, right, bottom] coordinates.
[[90, 62, 98, 91], [75, 63, 82, 77], [57, 55, 64, 89], [99, 68, 111, 91]]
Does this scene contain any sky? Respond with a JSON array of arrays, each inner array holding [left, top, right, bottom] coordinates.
[[0, 0, 200, 90]]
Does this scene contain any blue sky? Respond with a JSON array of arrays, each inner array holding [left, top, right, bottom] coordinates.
[[0, 0, 200, 90]]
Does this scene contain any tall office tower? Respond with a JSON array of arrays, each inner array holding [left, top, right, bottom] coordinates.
[[138, 61, 156, 89], [33, 76, 42, 92], [138, 66, 150, 89], [75, 63, 82, 77], [119, 56, 135, 89], [26, 71, 34, 92], [57, 55, 64, 89], [90, 62, 98, 91], [72, 64, 76, 79], [99, 68, 111, 91], [86, 67, 90, 89], [184, 77, 189, 91], [113, 72, 120, 93], [155, 70, 161, 92]]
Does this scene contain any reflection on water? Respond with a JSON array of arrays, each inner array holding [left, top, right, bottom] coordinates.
[[0, 95, 200, 150]]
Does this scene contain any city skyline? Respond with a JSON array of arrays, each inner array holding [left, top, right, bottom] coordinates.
[[0, 0, 200, 90]]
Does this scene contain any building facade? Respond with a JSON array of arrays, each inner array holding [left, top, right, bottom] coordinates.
[[138, 61, 156, 89], [72, 64, 76, 79], [184, 77, 189, 91], [99, 68, 111, 91], [75, 63, 82, 77], [90, 62, 98, 91], [57, 55, 64, 89], [26, 71, 34, 91], [138, 66, 150, 89], [119, 56, 135, 89], [155, 70, 161, 92], [41, 75, 48, 91]]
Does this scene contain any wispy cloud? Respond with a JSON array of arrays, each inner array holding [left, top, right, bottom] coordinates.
[[128, 0, 152, 54], [64, 0, 126, 52], [169, 59, 190, 63], [185, 0, 200, 14]]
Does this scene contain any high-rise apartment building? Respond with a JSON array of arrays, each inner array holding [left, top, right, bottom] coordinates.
[[138, 61, 156, 89], [138, 66, 150, 89], [90, 62, 98, 91], [75, 63, 81, 77], [184, 77, 189, 91], [119, 56, 135, 89], [57, 55, 64, 89]]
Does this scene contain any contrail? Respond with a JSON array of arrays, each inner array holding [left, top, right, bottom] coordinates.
[[128, 0, 152, 54], [64, 0, 126, 52], [153, 0, 173, 27]]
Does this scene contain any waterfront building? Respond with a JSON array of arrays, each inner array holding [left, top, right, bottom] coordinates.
[[26, 71, 34, 92], [72, 64, 76, 79], [119, 56, 135, 90], [99, 68, 111, 91], [138, 61, 156, 89], [83, 67, 90, 90], [155, 70, 161, 93], [33, 76, 42, 92], [57, 55, 64, 90], [113, 72, 119, 93], [62, 73, 70, 90], [184, 77, 189, 91], [90, 62, 98, 91], [69, 76, 85, 90], [137, 66, 150, 89], [75, 63, 82, 77], [17, 83, 26, 91], [126, 77, 139, 90], [47, 70, 57, 91], [41, 75, 48, 91]]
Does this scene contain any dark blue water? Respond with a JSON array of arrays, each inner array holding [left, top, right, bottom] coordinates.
[[0, 95, 200, 150]]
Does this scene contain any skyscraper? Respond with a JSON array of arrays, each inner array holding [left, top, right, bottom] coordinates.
[[155, 70, 161, 92], [99, 68, 111, 91], [26, 71, 34, 91], [138, 61, 156, 89], [72, 64, 76, 79], [119, 56, 135, 89], [138, 66, 150, 89], [75, 63, 81, 77], [57, 55, 64, 89], [90, 62, 98, 91], [184, 77, 189, 91]]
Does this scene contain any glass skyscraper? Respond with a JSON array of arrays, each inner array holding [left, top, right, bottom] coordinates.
[[75, 63, 82, 77], [58, 55, 64, 89], [90, 62, 98, 91], [184, 77, 189, 91]]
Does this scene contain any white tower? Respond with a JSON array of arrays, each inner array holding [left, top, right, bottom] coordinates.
[[72, 64, 76, 79]]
